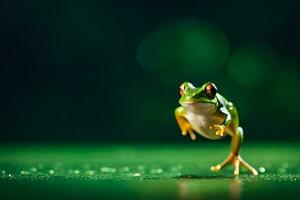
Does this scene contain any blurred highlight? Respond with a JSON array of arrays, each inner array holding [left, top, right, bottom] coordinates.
[[137, 19, 230, 85]]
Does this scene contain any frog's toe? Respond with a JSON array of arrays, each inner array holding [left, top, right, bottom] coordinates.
[[211, 154, 258, 176], [239, 157, 258, 176], [210, 165, 221, 172], [210, 125, 225, 136], [188, 129, 196, 141], [233, 158, 240, 176], [216, 130, 224, 136], [234, 156, 258, 176], [190, 134, 196, 141], [181, 130, 187, 136]]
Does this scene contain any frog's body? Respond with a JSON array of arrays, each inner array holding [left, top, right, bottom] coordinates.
[[175, 82, 258, 176]]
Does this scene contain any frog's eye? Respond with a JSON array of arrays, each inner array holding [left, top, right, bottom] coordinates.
[[179, 84, 185, 96], [205, 83, 217, 98]]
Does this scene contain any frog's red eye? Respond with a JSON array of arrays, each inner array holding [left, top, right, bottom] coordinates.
[[205, 83, 217, 98], [179, 84, 185, 96]]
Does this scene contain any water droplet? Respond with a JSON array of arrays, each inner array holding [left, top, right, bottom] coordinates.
[[20, 170, 30, 175], [132, 173, 141, 177], [100, 167, 116, 173], [150, 168, 163, 174], [30, 167, 37, 172], [48, 169, 55, 175], [73, 170, 80, 175], [258, 167, 266, 173], [1, 170, 6, 174], [86, 170, 95, 176], [8, 174, 12, 177]]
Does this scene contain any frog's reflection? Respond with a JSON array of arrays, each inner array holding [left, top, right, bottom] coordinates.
[[178, 176, 242, 200], [230, 177, 241, 200]]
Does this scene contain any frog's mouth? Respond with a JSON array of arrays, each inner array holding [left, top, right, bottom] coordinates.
[[179, 99, 216, 105], [181, 101, 215, 104], [180, 101, 217, 109]]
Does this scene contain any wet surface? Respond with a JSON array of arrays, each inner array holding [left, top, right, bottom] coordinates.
[[0, 143, 299, 199]]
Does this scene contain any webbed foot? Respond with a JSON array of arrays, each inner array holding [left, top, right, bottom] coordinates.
[[211, 153, 258, 176]]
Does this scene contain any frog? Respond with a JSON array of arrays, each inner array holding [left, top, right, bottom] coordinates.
[[175, 82, 258, 176]]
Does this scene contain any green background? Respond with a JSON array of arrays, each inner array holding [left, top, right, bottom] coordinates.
[[0, 0, 299, 142]]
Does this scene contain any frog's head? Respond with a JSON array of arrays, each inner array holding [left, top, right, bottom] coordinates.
[[179, 82, 218, 108]]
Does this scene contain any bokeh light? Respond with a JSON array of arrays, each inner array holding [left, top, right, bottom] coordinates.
[[137, 19, 230, 85], [0, 1, 299, 142], [227, 44, 277, 88]]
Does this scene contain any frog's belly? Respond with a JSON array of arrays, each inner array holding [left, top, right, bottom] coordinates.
[[185, 112, 225, 140]]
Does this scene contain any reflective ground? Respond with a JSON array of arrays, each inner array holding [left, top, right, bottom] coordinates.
[[0, 142, 299, 199]]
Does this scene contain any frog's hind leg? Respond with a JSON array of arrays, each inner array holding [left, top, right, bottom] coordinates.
[[211, 127, 258, 176], [239, 156, 259, 175], [211, 153, 258, 176], [210, 154, 233, 172]]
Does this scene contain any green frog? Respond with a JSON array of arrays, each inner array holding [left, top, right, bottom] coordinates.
[[175, 82, 258, 176]]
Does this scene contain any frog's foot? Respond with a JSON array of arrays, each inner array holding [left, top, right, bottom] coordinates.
[[209, 124, 226, 136], [182, 126, 196, 141], [210, 153, 258, 176]]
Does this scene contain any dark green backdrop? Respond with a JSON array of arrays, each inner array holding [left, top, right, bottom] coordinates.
[[0, 0, 299, 142]]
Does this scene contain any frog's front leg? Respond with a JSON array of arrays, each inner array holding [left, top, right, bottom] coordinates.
[[210, 127, 258, 176], [175, 106, 196, 141], [209, 124, 226, 136]]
